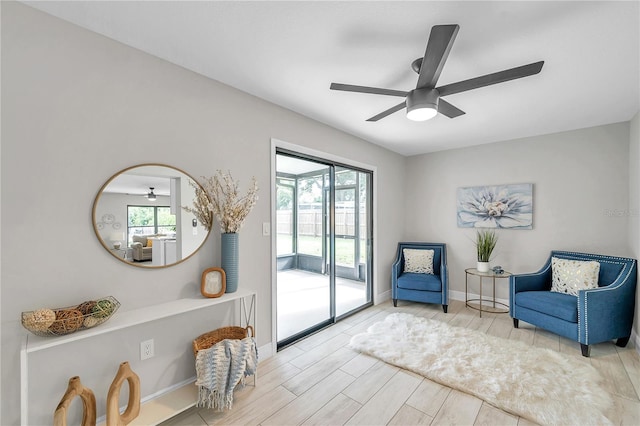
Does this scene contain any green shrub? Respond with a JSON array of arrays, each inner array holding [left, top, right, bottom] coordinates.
[[476, 229, 497, 262]]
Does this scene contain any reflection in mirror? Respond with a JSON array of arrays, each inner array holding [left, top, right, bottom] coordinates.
[[92, 164, 210, 268]]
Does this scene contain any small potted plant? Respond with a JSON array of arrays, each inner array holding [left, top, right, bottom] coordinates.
[[476, 229, 497, 272]]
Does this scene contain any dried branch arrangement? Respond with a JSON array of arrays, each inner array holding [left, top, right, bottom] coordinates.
[[184, 170, 259, 233]]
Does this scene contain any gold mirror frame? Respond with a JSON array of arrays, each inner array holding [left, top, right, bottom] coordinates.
[[92, 163, 211, 268]]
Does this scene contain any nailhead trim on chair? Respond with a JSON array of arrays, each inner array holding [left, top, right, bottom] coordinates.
[[583, 260, 635, 344], [553, 251, 636, 345]]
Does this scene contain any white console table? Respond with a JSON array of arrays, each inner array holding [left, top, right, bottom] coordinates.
[[20, 289, 256, 425]]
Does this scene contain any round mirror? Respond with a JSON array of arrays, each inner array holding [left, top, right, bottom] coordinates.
[[92, 164, 211, 268]]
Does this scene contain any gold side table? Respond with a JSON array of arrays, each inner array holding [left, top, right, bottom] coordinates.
[[465, 268, 512, 317]]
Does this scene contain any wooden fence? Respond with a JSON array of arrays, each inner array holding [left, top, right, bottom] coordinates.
[[277, 209, 366, 237]]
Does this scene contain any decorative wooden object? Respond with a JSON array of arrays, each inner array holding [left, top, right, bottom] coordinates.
[[201, 267, 226, 298], [21, 292, 256, 425], [106, 361, 141, 426], [53, 376, 96, 426]]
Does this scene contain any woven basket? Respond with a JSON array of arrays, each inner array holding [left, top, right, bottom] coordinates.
[[192, 325, 254, 357], [21, 296, 120, 337]]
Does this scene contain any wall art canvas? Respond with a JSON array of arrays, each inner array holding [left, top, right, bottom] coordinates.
[[457, 183, 533, 229]]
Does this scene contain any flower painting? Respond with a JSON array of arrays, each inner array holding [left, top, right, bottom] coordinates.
[[457, 183, 533, 229]]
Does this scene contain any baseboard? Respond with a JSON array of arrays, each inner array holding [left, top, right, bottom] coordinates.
[[94, 342, 274, 425], [375, 289, 507, 306], [449, 289, 509, 307], [375, 289, 391, 304], [258, 341, 274, 360], [97, 376, 198, 425], [449, 290, 466, 303], [631, 327, 639, 355]]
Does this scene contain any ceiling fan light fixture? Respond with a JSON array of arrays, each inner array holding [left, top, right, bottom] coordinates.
[[406, 88, 439, 121], [147, 187, 156, 201]]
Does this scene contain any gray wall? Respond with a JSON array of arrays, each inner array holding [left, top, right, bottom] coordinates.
[[1, 3, 405, 424], [404, 123, 632, 303], [2, 2, 638, 425], [629, 112, 640, 345]]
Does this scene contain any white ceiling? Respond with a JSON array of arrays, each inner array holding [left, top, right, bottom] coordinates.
[[104, 174, 171, 197], [102, 165, 186, 196], [24, 1, 640, 156]]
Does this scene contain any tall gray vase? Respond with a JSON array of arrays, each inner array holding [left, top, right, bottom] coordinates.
[[221, 233, 239, 293]]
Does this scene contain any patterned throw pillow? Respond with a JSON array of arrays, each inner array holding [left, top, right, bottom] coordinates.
[[550, 257, 600, 296], [403, 249, 435, 274]]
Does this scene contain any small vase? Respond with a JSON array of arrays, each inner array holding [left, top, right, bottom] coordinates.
[[221, 233, 239, 293], [477, 261, 490, 273], [107, 362, 140, 425]]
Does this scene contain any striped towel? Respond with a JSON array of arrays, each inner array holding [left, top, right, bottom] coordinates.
[[195, 336, 258, 411]]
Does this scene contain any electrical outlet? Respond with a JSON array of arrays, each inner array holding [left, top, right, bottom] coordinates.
[[140, 339, 154, 360]]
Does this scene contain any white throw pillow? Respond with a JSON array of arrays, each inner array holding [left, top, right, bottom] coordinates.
[[550, 257, 600, 296], [403, 249, 434, 274]]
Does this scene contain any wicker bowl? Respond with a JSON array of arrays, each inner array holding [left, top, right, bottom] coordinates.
[[192, 325, 254, 357], [21, 296, 120, 337]]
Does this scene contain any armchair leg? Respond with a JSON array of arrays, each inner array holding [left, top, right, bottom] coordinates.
[[442, 305, 448, 313], [616, 336, 630, 348], [580, 344, 591, 357], [393, 299, 397, 307], [513, 318, 519, 328]]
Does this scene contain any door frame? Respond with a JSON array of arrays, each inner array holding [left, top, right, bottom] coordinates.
[[270, 138, 378, 355]]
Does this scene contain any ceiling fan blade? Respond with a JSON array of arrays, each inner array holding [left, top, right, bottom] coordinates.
[[438, 99, 465, 118], [330, 83, 408, 97], [437, 61, 544, 97], [366, 101, 406, 122], [416, 24, 460, 89]]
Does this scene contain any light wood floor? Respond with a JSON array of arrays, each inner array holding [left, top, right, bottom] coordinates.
[[162, 299, 640, 426]]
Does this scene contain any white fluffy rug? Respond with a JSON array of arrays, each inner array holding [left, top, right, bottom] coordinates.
[[349, 313, 612, 426]]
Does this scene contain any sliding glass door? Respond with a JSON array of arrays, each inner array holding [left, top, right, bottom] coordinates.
[[276, 151, 372, 348], [335, 168, 372, 317]]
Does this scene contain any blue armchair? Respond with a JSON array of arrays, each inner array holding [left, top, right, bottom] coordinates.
[[392, 242, 448, 312], [510, 250, 637, 357]]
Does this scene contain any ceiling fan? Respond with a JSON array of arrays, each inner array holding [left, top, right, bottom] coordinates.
[[330, 24, 544, 122], [147, 187, 157, 201]]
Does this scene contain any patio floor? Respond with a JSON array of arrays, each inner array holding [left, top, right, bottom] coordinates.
[[276, 269, 369, 341]]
